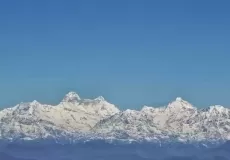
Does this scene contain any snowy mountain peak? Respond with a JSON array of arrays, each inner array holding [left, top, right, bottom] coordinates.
[[167, 97, 194, 110], [176, 97, 183, 101], [62, 91, 81, 102], [141, 105, 150, 110], [207, 105, 228, 113], [94, 96, 105, 101], [30, 100, 40, 105], [1, 92, 230, 142]]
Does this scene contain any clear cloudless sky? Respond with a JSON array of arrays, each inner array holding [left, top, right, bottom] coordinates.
[[0, 0, 230, 109]]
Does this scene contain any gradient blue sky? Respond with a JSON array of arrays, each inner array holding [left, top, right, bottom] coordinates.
[[0, 0, 230, 109]]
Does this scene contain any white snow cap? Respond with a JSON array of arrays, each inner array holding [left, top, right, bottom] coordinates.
[[94, 96, 105, 101], [30, 100, 40, 106], [208, 105, 227, 113], [167, 97, 194, 109], [62, 91, 81, 102], [176, 97, 183, 101]]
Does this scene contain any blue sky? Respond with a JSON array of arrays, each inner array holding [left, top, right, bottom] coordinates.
[[0, 0, 230, 109]]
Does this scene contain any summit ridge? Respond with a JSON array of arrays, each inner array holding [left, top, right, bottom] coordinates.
[[0, 93, 229, 142]]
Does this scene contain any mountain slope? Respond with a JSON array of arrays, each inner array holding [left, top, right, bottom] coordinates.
[[94, 98, 230, 141], [0, 94, 230, 142], [0, 92, 120, 139]]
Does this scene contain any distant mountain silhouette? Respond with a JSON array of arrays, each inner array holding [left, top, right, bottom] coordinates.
[[218, 140, 230, 151], [0, 152, 36, 160], [1, 141, 230, 160]]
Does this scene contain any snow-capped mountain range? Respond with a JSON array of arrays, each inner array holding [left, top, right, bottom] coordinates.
[[0, 92, 230, 142]]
